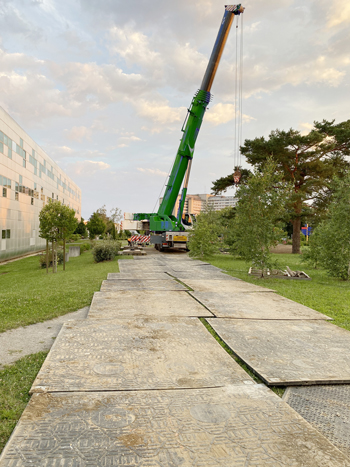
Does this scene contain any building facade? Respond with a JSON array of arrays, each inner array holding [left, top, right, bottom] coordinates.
[[0, 107, 81, 261], [207, 195, 237, 211], [159, 193, 236, 216]]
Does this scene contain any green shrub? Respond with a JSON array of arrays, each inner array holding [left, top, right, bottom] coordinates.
[[39, 250, 64, 268], [69, 234, 81, 242], [92, 241, 121, 263], [79, 243, 92, 254]]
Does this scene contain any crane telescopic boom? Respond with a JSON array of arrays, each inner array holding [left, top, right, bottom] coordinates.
[[134, 5, 244, 240]]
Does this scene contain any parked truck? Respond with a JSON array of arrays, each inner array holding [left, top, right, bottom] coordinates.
[[133, 5, 244, 251]]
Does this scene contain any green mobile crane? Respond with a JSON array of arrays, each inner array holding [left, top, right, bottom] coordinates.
[[134, 4, 244, 250]]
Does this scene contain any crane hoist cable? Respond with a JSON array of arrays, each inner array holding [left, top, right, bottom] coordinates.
[[233, 12, 244, 185]]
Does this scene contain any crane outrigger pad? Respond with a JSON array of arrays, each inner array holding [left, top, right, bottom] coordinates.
[[2, 385, 349, 467], [89, 290, 213, 319], [190, 292, 332, 320], [30, 317, 253, 393], [207, 318, 350, 386]]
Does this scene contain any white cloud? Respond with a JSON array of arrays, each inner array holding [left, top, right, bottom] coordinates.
[[135, 99, 186, 124], [137, 168, 168, 177], [327, 0, 350, 28], [205, 103, 255, 126], [65, 126, 91, 142], [72, 160, 110, 176]]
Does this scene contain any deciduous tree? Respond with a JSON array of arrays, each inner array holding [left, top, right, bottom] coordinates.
[[232, 159, 290, 275], [87, 212, 106, 239]]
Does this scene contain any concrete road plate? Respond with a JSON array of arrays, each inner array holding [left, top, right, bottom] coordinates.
[[30, 317, 253, 393], [191, 292, 332, 320], [181, 279, 274, 293], [174, 272, 240, 281], [2, 385, 349, 467], [208, 319, 350, 386], [283, 385, 350, 458], [100, 279, 188, 291], [118, 265, 170, 273], [89, 290, 213, 319], [107, 273, 170, 280]]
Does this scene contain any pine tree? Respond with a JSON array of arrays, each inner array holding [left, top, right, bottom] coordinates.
[[212, 120, 350, 253]]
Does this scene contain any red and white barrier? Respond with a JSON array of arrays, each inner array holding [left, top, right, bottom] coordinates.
[[130, 235, 150, 243]]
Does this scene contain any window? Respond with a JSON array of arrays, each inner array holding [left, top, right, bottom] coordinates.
[[23, 159, 26, 168], [1, 230, 5, 239], [52, 193, 54, 199], [6, 230, 10, 239], [19, 175, 22, 184], [3, 187, 7, 197], [15, 192, 19, 201], [20, 138, 23, 148], [34, 183, 37, 190], [31, 197, 34, 205], [0, 142, 3, 153], [8, 147, 12, 159], [32, 149, 35, 157]]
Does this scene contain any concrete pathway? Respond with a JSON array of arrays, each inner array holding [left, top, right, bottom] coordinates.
[[1, 254, 349, 466], [0, 306, 89, 369]]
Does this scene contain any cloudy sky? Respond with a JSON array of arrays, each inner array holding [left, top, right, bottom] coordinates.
[[1, 0, 349, 219]]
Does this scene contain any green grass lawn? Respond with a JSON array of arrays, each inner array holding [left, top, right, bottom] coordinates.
[[0, 352, 48, 452], [202, 253, 350, 332], [0, 250, 122, 333]]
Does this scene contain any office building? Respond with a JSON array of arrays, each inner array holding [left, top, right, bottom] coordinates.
[[159, 193, 236, 217], [0, 106, 81, 261]]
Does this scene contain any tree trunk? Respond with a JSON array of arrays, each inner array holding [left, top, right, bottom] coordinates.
[[52, 241, 56, 273], [46, 240, 49, 274], [292, 217, 301, 254]]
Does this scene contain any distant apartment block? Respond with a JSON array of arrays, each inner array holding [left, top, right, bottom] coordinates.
[[160, 193, 237, 217], [0, 106, 81, 261], [207, 195, 237, 211]]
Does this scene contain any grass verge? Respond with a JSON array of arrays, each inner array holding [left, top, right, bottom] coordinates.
[[201, 253, 350, 332], [0, 352, 48, 453], [0, 250, 122, 333]]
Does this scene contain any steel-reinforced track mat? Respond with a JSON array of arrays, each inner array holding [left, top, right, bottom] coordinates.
[[181, 279, 275, 293], [1, 385, 349, 467], [191, 292, 332, 320], [207, 319, 350, 386], [89, 290, 213, 319], [30, 317, 253, 393], [100, 279, 188, 291], [283, 385, 350, 458], [107, 272, 170, 280]]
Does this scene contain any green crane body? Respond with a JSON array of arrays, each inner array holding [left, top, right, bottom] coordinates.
[[134, 4, 244, 234]]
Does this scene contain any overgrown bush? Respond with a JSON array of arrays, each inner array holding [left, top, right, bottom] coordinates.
[[92, 241, 121, 263], [39, 250, 64, 268]]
